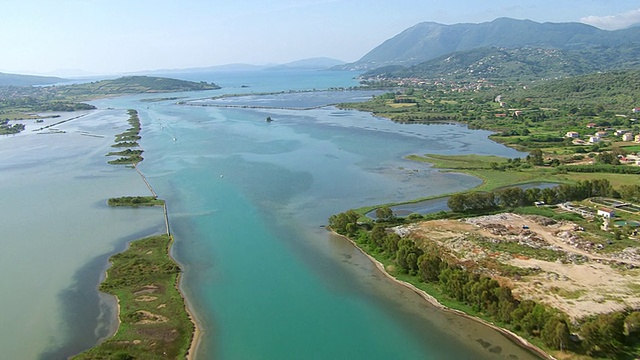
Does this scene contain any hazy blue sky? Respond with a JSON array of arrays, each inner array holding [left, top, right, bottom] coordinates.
[[2, 0, 640, 75]]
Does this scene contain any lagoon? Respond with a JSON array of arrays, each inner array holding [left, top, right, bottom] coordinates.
[[2, 70, 541, 359]]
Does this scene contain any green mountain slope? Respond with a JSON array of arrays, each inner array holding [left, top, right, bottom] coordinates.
[[510, 69, 640, 110], [362, 45, 640, 81], [337, 18, 640, 70]]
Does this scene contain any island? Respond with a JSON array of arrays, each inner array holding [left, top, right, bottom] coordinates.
[[0, 76, 220, 134]]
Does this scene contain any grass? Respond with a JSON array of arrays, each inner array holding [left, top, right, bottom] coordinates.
[[72, 235, 193, 360], [408, 154, 509, 169], [409, 154, 566, 192], [514, 206, 585, 222], [472, 235, 564, 262], [388, 102, 417, 108], [563, 172, 640, 188], [411, 153, 640, 192], [549, 287, 587, 300]]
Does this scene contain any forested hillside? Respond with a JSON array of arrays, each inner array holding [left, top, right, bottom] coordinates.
[[363, 45, 640, 82]]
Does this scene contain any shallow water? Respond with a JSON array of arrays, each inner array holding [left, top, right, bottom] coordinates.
[[0, 111, 165, 359], [2, 70, 542, 359]]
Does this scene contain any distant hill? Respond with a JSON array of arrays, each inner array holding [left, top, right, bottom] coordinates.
[[0, 76, 221, 123], [138, 63, 269, 74], [362, 44, 640, 81], [335, 18, 640, 70], [55, 76, 220, 96], [0, 72, 67, 86], [266, 57, 346, 70]]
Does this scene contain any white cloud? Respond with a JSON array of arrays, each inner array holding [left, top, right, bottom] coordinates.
[[580, 8, 640, 30]]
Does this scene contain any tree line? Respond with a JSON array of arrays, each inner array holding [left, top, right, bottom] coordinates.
[[447, 179, 618, 213]]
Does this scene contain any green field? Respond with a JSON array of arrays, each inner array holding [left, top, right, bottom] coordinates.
[[409, 153, 640, 191], [408, 154, 566, 191]]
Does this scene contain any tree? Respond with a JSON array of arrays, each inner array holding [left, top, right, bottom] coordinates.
[[418, 252, 443, 282], [619, 185, 640, 203], [540, 187, 557, 205], [496, 187, 524, 208], [328, 210, 359, 236], [527, 149, 544, 166], [396, 239, 422, 274], [581, 312, 626, 357], [375, 206, 395, 222], [625, 311, 640, 339], [447, 193, 466, 212], [384, 233, 400, 255], [541, 317, 570, 351], [596, 151, 620, 165], [524, 187, 542, 205], [370, 225, 387, 248]]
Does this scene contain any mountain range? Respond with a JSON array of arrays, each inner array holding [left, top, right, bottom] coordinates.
[[266, 57, 346, 71], [4, 18, 640, 85], [362, 44, 640, 81], [335, 17, 640, 71]]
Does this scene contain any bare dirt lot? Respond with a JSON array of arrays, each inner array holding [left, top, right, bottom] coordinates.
[[395, 213, 640, 320]]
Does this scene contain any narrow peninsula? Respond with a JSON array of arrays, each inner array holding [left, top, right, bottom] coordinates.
[[74, 108, 197, 359]]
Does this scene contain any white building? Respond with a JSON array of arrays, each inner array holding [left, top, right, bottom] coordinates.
[[565, 131, 579, 138], [597, 208, 615, 218]]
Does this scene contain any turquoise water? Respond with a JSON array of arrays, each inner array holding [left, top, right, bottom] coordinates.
[[2, 70, 543, 359], [90, 70, 540, 359]]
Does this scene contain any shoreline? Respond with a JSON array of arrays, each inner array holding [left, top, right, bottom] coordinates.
[[171, 242, 202, 360], [330, 229, 554, 360], [182, 277, 202, 360], [135, 163, 202, 359]]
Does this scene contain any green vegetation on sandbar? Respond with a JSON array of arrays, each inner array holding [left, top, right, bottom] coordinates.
[[0, 120, 25, 135], [72, 235, 193, 360], [111, 141, 140, 148], [108, 155, 144, 165], [107, 196, 164, 207], [106, 149, 144, 157], [108, 110, 144, 165]]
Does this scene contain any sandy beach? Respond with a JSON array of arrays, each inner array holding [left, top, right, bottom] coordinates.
[[181, 274, 202, 360]]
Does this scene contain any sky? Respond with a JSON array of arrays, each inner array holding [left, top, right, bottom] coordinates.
[[2, 0, 640, 76]]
